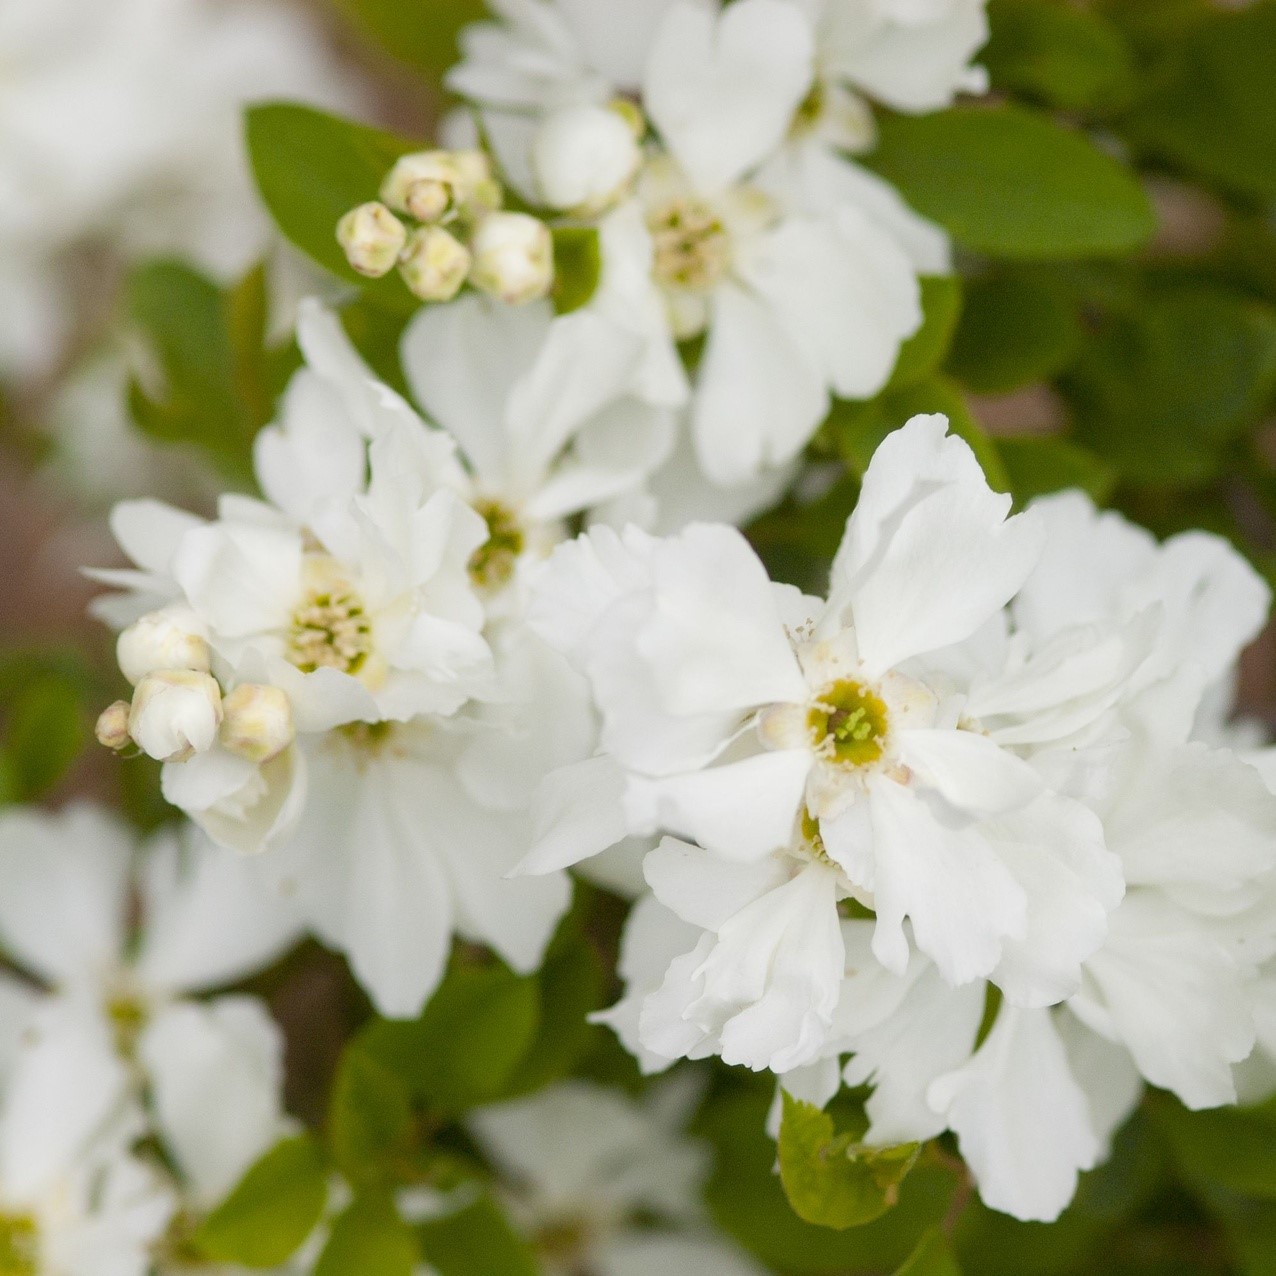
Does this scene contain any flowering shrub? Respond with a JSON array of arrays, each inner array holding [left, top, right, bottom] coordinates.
[[3, 0, 1276, 1273]]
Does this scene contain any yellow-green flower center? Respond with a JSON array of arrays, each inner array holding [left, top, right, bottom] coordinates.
[[0, 1214, 39, 1276], [287, 566, 373, 675], [808, 679, 889, 767], [107, 992, 148, 1058], [648, 199, 732, 292], [468, 500, 525, 590]]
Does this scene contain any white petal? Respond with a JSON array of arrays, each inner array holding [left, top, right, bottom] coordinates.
[[897, 728, 1041, 817], [109, 499, 203, 575], [1054, 1009, 1143, 1159], [644, 836, 790, 929], [519, 755, 630, 875]]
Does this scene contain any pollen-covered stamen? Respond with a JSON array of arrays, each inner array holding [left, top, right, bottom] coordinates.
[[286, 563, 373, 675], [648, 198, 732, 292], [0, 1213, 39, 1275], [808, 679, 890, 767], [469, 499, 526, 589], [798, 806, 838, 869]]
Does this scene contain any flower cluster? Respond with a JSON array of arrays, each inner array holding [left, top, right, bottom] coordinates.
[[524, 413, 1276, 1221]]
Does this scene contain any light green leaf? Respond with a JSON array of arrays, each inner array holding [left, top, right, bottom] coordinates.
[[896, 1228, 963, 1276], [315, 1193, 419, 1276], [195, 1134, 329, 1268], [551, 226, 603, 315], [245, 103, 420, 308], [866, 105, 1155, 260], [419, 1194, 540, 1276], [4, 677, 85, 802], [778, 1094, 921, 1231], [888, 276, 964, 391], [328, 0, 486, 75], [328, 1045, 417, 1185]]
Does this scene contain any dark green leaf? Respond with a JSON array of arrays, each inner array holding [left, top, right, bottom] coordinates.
[[419, 1193, 539, 1276], [196, 1134, 329, 1268], [1000, 437, 1116, 506], [866, 105, 1155, 260], [245, 103, 420, 309], [328, 0, 486, 75], [315, 1193, 419, 1276], [551, 226, 603, 315], [778, 1093, 921, 1231], [946, 273, 1081, 394], [1150, 1093, 1276, 1200], [888, 276, 964, 391], [328, 1045, 417, 1184], [896, 1228, 963, 1276]]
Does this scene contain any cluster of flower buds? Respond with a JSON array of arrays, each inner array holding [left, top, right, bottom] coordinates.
[[336, 148, 554, 305], [96, 605, 294, 766]]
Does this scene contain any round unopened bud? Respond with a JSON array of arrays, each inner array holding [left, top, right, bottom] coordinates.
[[337, 202, 407, 278], [220, 684, 295, 764], [128, 670, 223, 763], [398, 226, 472, 302], [533, 104, 642, 213], [381, 151, 463, 219], [452, 150, 501, 214], [117, 607, 210, 686], [469, 212, 554, 305], [95, 701, 132, 752]]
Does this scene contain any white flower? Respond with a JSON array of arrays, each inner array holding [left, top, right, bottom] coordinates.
[[128, 670, 224, 763], [533, 104, 642, 214], [467, 1079, 766, 1276]]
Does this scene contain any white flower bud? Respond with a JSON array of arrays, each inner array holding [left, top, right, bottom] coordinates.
[[452, 150, 502, 214], [128, 670, 223, 763], [95, 701, 132, 752], [337, 202, 407, 277], [220, 683, 296, 764], [382, 152, 460, 216], [116, 606, 211, 686], [398, 226, 472, 302], [469, 212, 554, 305], [533, 104, 642, 213]]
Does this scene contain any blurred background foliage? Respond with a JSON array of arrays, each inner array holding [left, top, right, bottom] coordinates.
[[4, 0, 1276, 1273]]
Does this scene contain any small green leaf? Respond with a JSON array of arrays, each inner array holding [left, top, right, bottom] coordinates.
[[245, 103, 420, 308], [328, 0, 486, 75], [328, 1045, 417, 1184], [4, 678, 85, 801], [888, 276, 964, 391], [315, 1193, 419, 1276], [419, 1194, 540, 1276], [195, 1134, 328, 1268], [896, 1227, 963, 1276], [358, 961, 540, 1114], [551, 226, 603, 315], [946, 273, 1081, 394], [999, 437, 1116, 506], [866, 105, 1155, 260], [778, 1094, 921, 1231]]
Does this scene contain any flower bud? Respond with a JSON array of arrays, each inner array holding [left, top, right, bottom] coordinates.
[[220, 683, 295, 764], [469, 212, 554, 305], [95, 701, 132, 752], [116, 606, 210, 686], [533, 104, 641, 213], [337, 202, 407, 278], [398, 226, 472, 302], [381, 151, 461, 221], [128, 670, 223, 763], [452, 150, 502, 214]]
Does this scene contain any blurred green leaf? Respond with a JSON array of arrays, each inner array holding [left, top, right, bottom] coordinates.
[[985, 0, 1134, 112], [888, 276, 964, 391], [947, 273, 1081, 394], [867, 105, 1155, 260], [358, 960, 540, 1114], [1151, 1093, 1276, 1200], [551, 226, 603, 315], [327, 0, 486, 75], [196, 1134, 329, 1268], [897, 1227, 963, 1276], [1000, 437, 1117, 506], [3, 677, 85, 801], [245, 103, 420, 309], [778, 1093, 921, 1231], [328, 1044, 417, 1185], [419, 1193, 540, 1276], [315, 1192, 419, 1276]]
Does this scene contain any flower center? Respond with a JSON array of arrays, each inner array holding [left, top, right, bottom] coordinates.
[[468, 499, 525, 590], [808, 679, 889, 767], [107, 991, 149, 1058], [0, 1214, 39, 1276], [287, 561, 373, 675], [648, 198, 732, 292]]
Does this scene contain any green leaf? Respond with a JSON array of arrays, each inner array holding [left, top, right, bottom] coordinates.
[[551, 226, 603, 315], [888, 276, 964, 391], [419, 1194, 539, 1276], [328, 0, 486, 75], [1150, 1093, 1276, 1200], [984, 0, 1135, 112], [1123, 1, 1276, 203], [866, 105, 1155, 260], [946, 273, 1081, 394], [4, 677, 85, 801], [896, 1228, 963, 1276], [315, 1193, 419, 1276], [358, 961, 540, 1114], [245, 103, 420, 309], [1066, 287, 1276, 485], [196, 1134, 329, 1268], [999, 437, 1116, 506], [778, 1094, 921, 1231], [328, 1045, 417, 1185]]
